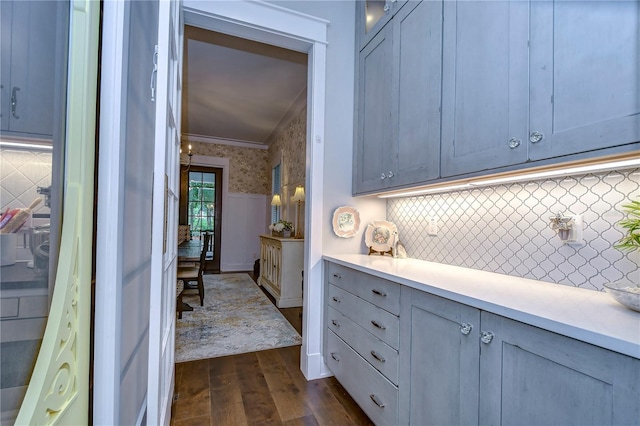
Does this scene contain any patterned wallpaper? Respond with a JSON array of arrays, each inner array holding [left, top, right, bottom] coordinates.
[[187, 142, 270, 194], [185, 107, 307, 198], [269, 107, 307, 189], [387, 168, 640, 291], [269, 107, 307, 224]]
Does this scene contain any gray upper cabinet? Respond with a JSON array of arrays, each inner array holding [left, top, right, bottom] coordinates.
[[528, 1, 640, 160], [354, 0, 442, 195], [353, 0, 640, 194], [440, 0, 530, 177], [0, 1, 60, 139], [391, 0, 442, 188], [354, 23, 393, 194], [357, 0, 410, 51]]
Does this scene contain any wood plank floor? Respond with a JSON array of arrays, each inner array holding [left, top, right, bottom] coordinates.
[[171, 273, 373, 426]]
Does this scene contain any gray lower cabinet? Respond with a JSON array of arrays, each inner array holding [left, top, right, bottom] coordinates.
[[324, 263, 401, 425], [399, 286, 640, 426], [354, 0, 442, 195], [398, 289, 481, 425]]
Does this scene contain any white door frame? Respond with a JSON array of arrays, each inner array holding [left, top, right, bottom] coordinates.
[[182, 1, 330, 379]]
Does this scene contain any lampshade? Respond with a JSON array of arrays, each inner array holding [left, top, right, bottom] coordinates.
[[271, 194, 281, 206], [292, 186, 305, 202]]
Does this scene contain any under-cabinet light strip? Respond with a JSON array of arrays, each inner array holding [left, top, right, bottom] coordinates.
[[378, 155, 640, 199], [0, 141, 53, 150]]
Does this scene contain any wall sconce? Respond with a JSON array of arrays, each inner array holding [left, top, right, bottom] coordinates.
[[271, 194, 281, 221], [549, 212, 583, 244], [181, 143, 193, 171], [291, 186, 305, 239]]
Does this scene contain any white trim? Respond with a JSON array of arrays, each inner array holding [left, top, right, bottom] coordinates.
[[94, 1, 127, 422], [182, 1, 328, 380], [183, 133, 269, 150]]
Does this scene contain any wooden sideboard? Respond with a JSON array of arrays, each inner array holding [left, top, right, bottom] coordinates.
[[258, 235, 303, 308]]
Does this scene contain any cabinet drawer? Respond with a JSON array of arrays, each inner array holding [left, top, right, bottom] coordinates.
[[328, 263, 400, 315], [326, 330, 399, 426], [327, 306, 399, 385], [329, 284, 399, 349]]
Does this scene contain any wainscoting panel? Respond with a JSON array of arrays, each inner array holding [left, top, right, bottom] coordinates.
[[221, 193, 267, 271], [387, 168, 640, 291]]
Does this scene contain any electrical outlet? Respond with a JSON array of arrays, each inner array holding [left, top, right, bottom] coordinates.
[[567, 214, 584, 246], [428, 217, 438, 236]]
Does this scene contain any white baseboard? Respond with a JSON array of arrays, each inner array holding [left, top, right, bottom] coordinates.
[[300, 348, 333, 380], [221, 262, 254, 272]]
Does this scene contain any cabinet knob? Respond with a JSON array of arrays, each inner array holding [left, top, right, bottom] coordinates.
[[480, 331, 494, 344], [332, 296, 341, 303], [332, 273, 342, 279], [383, 4, 390, 12], [459, 323, 473, 335], [371, 320, 386, 330], [388, 171, 394, 178], [371, 289, 387, 297], [508, 138, 521, 149], [331, 319, 340, 328], [370, 394, 386, 408], [529, 131, 544, 143], [380, 173, 386, 180], [370, 350, 386, 363], [330, 352, 340, 362]]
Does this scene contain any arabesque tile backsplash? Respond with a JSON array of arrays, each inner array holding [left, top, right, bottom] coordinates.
[[387, 168, 640, 291]]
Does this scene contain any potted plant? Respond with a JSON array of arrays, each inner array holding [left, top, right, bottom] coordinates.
[[614, 197, 640, 253], [269, 220, 294, 238], [605, 197, 640, 312]]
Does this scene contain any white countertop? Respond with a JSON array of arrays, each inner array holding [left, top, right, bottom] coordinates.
[[323, 254, 640, 359]]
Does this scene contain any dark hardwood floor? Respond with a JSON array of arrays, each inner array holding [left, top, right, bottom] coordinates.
[[171, 272, 372, 426]]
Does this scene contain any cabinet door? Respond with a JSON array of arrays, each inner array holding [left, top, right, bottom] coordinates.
[[5, 1, 58, 137], [441, 0, 529, 177], [353, 23, 393, 194], [391, 0, 442, 187], [529, 1, 640, 160], [479, 312, 640, 425], [0, 1, 12, 132], [398, 288, 480, 425]]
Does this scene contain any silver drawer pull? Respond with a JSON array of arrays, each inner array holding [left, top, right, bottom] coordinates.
[[371, 289, 387, 297], [370, 394, 385, 408], [330, 352, 340, 362], [331, 320, 340, 328], [370, 350, 385, 363], [332, 273, 342, 279], [370, 320, 386, 330], [332, 296, 341, 303]]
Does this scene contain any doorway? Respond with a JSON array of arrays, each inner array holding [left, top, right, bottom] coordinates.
[[179, 165, 222, 273], [183, 0, 328, 380]]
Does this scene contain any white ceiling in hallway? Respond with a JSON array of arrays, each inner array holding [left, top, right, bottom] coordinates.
[[182, 26, 308, 147]]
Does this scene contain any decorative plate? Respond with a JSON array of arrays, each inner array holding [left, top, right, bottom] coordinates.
[[364, 220, 398, 253], [332, 206, 360, 238]]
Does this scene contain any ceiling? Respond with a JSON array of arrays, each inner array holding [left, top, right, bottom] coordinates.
[[181, 26, 308, 147]]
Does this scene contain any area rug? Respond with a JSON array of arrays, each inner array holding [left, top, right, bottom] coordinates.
[[175, 273, 302, 363]]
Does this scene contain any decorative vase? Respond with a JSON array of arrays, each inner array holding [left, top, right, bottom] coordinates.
[[283, 229, 292, 238], [272, 230, 282, 237]]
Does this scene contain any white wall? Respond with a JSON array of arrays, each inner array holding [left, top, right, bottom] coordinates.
[[222, 193, 267, 271], [267, 1, 386, 253]]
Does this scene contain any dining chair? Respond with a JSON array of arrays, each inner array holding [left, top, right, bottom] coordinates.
[[177, 231, 210, 307]]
